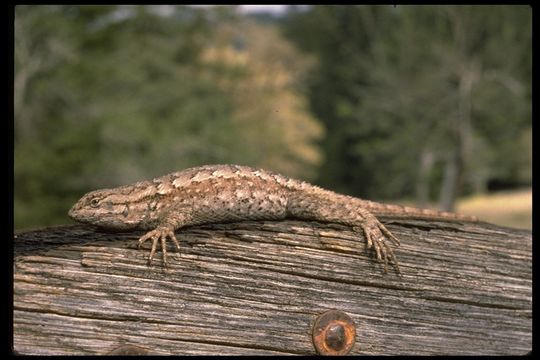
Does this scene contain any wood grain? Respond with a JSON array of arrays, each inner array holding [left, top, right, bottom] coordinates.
[[13, 219, 531, 355]]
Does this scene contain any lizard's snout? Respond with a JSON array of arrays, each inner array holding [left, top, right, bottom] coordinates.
[[68, 204, 78, 220]]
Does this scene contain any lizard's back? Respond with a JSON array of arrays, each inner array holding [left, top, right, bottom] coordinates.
[[163, 164, 294, 224], [167, 164, 475, 223]]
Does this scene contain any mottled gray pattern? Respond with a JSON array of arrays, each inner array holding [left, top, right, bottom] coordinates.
[[69, 164, 477, 273]]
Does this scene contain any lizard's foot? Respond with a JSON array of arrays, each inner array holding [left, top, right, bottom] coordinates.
[[354, 219, 401, 274], [138, 227, 181, 266]]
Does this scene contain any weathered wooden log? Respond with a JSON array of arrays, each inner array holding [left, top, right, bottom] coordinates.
[[13, 218, 531, 355]]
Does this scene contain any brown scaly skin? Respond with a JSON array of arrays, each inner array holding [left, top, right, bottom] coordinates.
[[69, 164, 477, 274]]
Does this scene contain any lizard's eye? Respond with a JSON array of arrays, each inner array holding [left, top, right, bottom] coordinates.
[[90, 198, 100, 208]]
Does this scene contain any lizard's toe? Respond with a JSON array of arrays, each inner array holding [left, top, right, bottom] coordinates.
[[378, 223, 400, 246], [138, 229, 158, 249], [359, 222, 401, 274], [138, 228, 179, 266]]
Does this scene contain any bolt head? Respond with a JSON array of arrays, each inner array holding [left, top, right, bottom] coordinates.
[[312, 310, 356, 355]]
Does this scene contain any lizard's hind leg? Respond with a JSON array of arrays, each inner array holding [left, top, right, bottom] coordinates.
[[287, 192, 401, 274]]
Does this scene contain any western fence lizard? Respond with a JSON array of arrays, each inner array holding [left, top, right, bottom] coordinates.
[[68, 164, 477, 274]]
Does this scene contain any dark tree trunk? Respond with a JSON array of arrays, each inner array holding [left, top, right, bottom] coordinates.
[[416, 148, 435, 208]]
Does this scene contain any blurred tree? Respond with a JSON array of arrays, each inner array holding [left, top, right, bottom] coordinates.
[[15, 5, 103, 227], [14, 5, 322, 229], [283, 5, 531, 210], [283, 5, 400, 196], [431, 6, 531, 210], [199, 17, 323, 178]]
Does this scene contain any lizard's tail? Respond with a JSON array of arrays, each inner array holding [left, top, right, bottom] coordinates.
[[362, 200, 478, 222], [286, 180, 478, 222]]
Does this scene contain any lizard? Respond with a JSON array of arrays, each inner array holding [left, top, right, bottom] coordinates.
[[68, 164, 477, 274]]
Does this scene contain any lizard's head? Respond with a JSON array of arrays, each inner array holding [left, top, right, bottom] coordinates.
[[68, 183, 159, 230]]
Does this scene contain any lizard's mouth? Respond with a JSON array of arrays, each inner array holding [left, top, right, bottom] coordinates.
[[68, 204, 142, 230], [67, 205, 79, 221], [67, 204, 95, 225]]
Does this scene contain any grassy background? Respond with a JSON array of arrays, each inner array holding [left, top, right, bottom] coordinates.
[[457, 188, 532, 230], [393, 188, 532, 230]]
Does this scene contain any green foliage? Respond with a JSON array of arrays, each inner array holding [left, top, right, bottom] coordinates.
[[14, 5, 531, 229], [283, 5, 531, 200], [15, 5, 322, 229]]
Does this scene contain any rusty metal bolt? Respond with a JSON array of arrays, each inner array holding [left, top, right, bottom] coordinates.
[[107, 345, 150, 355], [312, 310, 356, 355]]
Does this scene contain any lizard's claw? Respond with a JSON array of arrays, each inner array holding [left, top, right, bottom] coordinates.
[[138, 228, 180, 266], [378, 222, 400, 246], [356, 220, 401, 275]]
